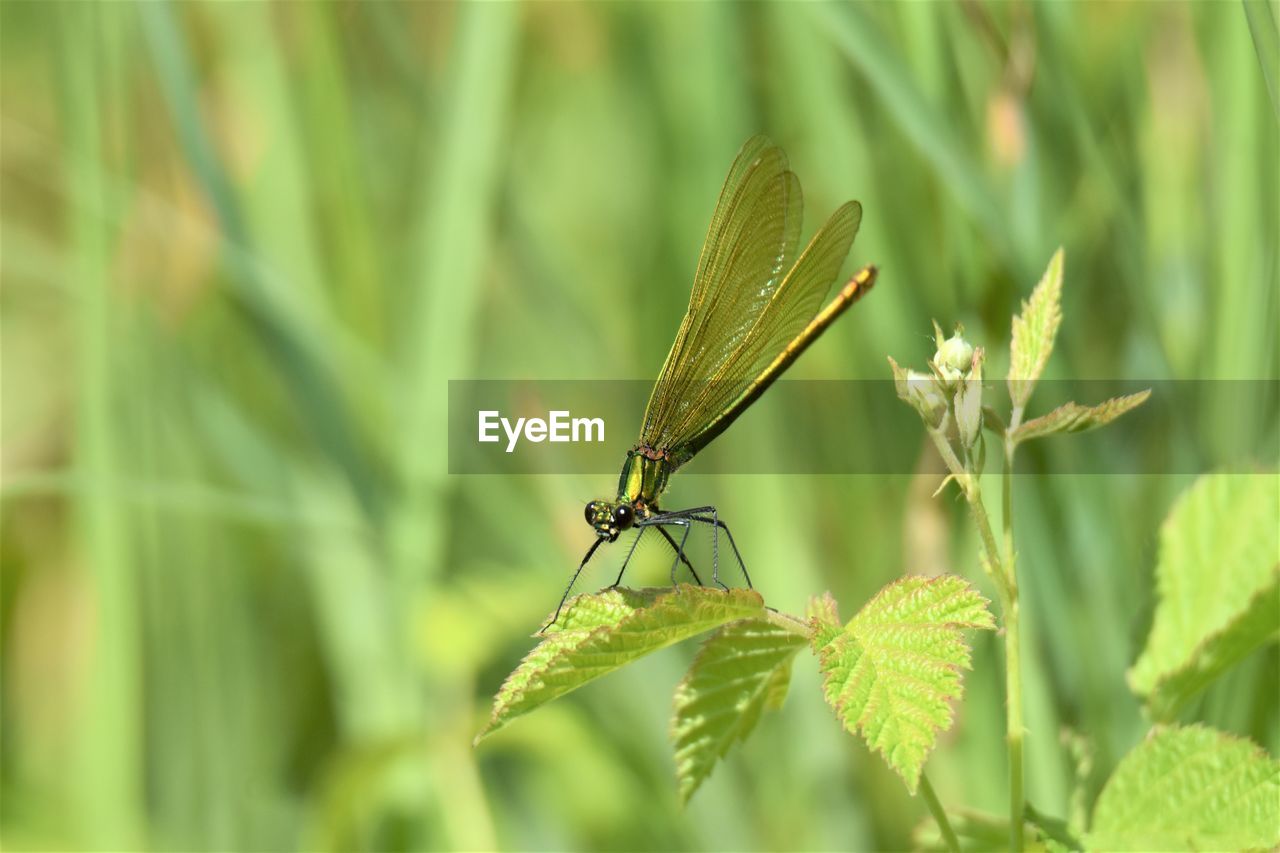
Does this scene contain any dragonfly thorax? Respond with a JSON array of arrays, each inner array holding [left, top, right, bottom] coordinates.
[[583, 448, 672, 541], [619, 447, 671, 507]]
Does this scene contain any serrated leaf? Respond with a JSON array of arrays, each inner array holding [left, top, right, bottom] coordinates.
[[1008, 248, 1064, 409], [476, 586, 766, 743], [670, 618, 807, 803], [807, 591, 843, 647], [1087, 725, 1280, 851], [809, 576, 995, 793], [1128, 474, 1280, 718], [1010, 390, 1151, 444]]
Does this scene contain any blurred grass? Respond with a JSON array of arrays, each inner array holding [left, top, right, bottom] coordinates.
[[2, 2, 1277, 851]]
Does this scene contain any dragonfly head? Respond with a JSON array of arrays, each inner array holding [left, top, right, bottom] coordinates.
[[585, 499, 635, 542]]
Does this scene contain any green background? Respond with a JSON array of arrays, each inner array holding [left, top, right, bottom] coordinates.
[[2, 2, 1276, 850]]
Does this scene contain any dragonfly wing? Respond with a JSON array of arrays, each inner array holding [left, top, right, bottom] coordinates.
[[642, 137, 804, 450], [648, 200, 864, 462], [688, 136, 799, 311]]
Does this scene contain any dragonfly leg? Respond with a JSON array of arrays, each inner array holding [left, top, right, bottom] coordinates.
[[665, 520, 693, 587], [542, 535, 607, 633], [684, 513, 751, 590], [610, 526, 647, 588], [646, 506, 747, 590], [709, 508, 724, 589], [704, 509, 722, 587], [654, 525, 703, 585]]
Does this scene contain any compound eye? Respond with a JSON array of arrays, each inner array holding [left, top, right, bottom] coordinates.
[[613, 504, 634, 530], [584, 501, 600, 525]]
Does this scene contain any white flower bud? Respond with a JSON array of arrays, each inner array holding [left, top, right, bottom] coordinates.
[[936, 332, 975, 376], [905, 370, 947, 428]]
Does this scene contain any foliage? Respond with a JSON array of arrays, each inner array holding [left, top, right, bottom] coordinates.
[[3, 3, 1277, 851], [1007, 247, 1063, 411], [476, 248, 1279, 853], [900, 241, 1278, 853], [480, 576, 991, 805], [670, 618, 807, 804], [1087, 725, 1280, 851], [476, 586, 767, 743], [809, 580, 994, 793], [1009, 392, 1152, 444], [1129, 474, 1280, 718]]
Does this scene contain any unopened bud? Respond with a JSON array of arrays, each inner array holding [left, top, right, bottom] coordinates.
[[955, 373, 983, 450], [905, 370, 947, 428], [936, 332, 975, 376], [932, 326, 978, 391]]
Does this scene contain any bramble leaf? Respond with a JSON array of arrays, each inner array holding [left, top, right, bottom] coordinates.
[[807, 593, 843, 647], [1128, 474, 1279, 719], [476, 586, 766, 743], [671, 617, 807, 803], [1008, 248, 1064, 410], [1088, 725, 1280, 851], [809, 577, 995, 793], [1009, 390, 1151, 444]]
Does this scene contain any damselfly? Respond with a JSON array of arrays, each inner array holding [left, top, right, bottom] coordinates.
[[547, 136, 877, 628]]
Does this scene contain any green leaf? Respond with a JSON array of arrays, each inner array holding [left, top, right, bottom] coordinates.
[[1010, 390, 1151, 444], [1088, 725, 1280, 851], [807, 592, 844, 647], [1008, 248, 1064, 410], [1128, 474, 1280, 718], [670, 617, 807, 804], [475, 586, 766, 743], [809, 577, 995, 793]]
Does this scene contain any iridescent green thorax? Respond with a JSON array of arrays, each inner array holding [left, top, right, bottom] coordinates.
[[583, 448, 672, 540], [617, 446, 672, 513]]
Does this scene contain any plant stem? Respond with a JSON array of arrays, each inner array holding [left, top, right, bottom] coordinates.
[[919, 774, 961, 853], [1003, 405, 1023, 592], [926, 421, 1026, 851], [1002, 443, 1016, 582], [1002, 437, 1024, 851], [966, 495, 1013, 600], [924, 428, 1012, 602], [1005, 595, 1025, 851]]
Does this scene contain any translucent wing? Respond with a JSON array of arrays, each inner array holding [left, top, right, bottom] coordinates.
[[675, 203, 866, 460], [687, 136, 800, 313], [641, 183, 864, 464], [641, 137, 803, 449]]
